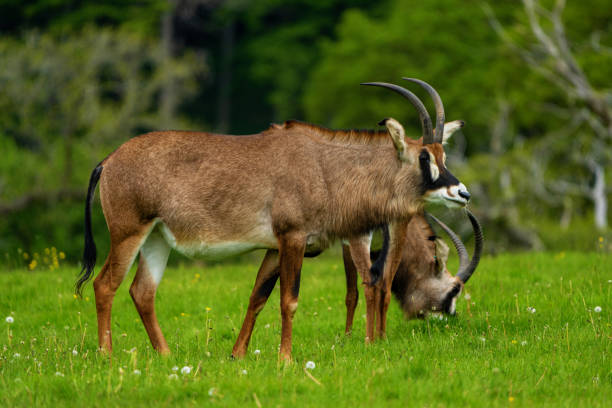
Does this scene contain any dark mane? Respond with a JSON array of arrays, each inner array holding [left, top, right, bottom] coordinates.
[[270, 120, 391, 145]]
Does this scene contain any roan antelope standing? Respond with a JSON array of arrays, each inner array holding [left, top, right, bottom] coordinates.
[[76, 78, 470, 360]]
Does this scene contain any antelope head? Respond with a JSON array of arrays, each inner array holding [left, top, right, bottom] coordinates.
[[388, 210, 483, 318], [362, 78, 471, 209]]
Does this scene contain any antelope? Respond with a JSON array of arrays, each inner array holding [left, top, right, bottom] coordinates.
[[76, 78, 470, 361], [232, 210, 482, 356], [344, 210, 482, 333]]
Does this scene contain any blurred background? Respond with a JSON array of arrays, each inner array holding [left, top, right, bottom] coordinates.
[[0, 0, 610, 269]]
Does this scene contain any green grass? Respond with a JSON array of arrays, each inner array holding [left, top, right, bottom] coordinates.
[[1, 251, 610, 407]]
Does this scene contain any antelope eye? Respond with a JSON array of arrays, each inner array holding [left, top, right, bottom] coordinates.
[[419, 150, 430, 162]]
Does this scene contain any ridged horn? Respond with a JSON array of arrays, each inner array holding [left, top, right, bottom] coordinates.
[[456, 210, 483, 283], [426, 212, 469, 271], [361, 82, 434, 144], [426, 210, 483, 284], [402, 78, 445, 143]]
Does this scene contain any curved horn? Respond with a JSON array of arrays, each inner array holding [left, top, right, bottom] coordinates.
[[361, 82, 434, 144], [426, 212, 469, 272], [402, 78, 445, 144], [456, 210, 483, 284]]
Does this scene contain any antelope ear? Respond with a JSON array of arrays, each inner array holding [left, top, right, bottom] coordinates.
[[442, 120, 464, 145], [380, 117, 411, 163]]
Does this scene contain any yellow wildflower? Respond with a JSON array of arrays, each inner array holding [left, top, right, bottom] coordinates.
[[28, 260, 37, 270], [59, 252, 66, 260], [23, 252, 29, 260]]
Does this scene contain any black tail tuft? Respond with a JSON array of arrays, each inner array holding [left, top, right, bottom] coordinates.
[[369, 224, 390, 286], [75, 165, 103, 296]]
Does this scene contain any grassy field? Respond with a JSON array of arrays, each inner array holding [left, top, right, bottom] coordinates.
[[0, 251, 610, 407]]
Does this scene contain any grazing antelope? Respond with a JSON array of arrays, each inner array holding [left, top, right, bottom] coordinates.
[[77, 78, 469, 361], [343, 210, 482, 334], [232, 210, 481, 356]]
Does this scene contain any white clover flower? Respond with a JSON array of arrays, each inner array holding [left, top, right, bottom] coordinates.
[[208, 387, 216, 396], [527, 307, 536, 314], [181, 366, 191, 375], [464, 293, 471, 300], [168, 373, 178, 380], [5, 316, 14, 324], [479, 337, 486, 343], [521, 341, 527, 346], [241, 369, 247, 375], [133, 369, 141, 375], [55, 372, 64, 377], [305, 361, 315, 370], [72, 349, 78, 356], [171, 365, 179, 372], [264, 323, 270, 329], [13, 353, 21, 358], [594, 306, 602, 313], [253, 349, 261, 355]]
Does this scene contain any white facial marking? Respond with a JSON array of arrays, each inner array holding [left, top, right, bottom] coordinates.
[[429, 152, 440, 182], [449, 295, 458, 315], [140, 231, 171, 285], [425, 182, 470, 208]]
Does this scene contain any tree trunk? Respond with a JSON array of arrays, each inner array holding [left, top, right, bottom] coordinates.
[[589, 159, 608, 230]]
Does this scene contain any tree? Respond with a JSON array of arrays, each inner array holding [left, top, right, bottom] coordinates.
[[0, 27, 206, 254], [488, 0, 611, 229]]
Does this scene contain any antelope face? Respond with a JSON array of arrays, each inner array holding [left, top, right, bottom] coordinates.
[[362, 79, 470, 209], [391, 211, 483, 320], [399, 238, 464, 318], [419, 133, 470, 209]]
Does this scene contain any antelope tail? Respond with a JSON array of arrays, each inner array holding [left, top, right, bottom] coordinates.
[[75, 164, 103, 296]]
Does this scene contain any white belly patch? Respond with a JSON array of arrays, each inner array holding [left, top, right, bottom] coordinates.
[[158, 222, 275, 260]]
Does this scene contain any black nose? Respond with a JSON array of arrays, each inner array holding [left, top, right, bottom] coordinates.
[[458, 190, 471, 201]]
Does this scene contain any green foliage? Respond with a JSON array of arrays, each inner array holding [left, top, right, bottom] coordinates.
[[303, 1, 515, 147], [0, 27, 206, 256], [0, 252, 610, 406], [237, 0, 386, 120], [0, 0, 169, 35], [0, 0, 609, 257]]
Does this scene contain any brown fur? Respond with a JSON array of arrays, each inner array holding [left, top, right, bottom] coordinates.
[[87, 119, 457, 360]]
